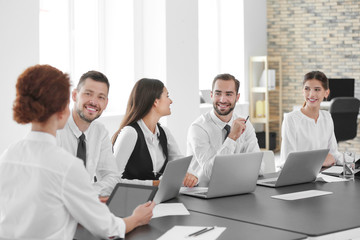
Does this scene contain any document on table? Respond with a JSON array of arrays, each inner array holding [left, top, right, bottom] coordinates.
[[152, 203, 190, 218], [321, 166, 343, 176], [271, 190, 333, 201], [157, 226, 226, 240], [316, 173, 349, 183]]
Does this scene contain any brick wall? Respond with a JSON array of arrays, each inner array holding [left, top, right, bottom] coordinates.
[[267, 0, 360, 152]]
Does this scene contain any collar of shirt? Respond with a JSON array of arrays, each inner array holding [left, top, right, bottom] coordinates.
[[68, 112, 88, 139], [210, 109, 234, 129], [138, 119, 160, 144], [297, 109, 323, 123], [27, 131, 57, 146]]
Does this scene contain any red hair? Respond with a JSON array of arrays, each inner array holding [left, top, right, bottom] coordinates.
[[13, 64, 70, 124]]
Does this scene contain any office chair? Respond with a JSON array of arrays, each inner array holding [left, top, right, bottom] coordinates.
[[329, 97, 360, 142]]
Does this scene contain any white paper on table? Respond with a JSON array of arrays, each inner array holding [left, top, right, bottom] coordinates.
[[321, 166, 343, 175], [316, 173, 349, 183], [157, 226, 226, 240], [180, 187, 208, 194], [271, 190, 333, 201], [152, 203, 190, 218]]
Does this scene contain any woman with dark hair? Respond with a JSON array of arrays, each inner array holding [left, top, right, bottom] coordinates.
[[112, 78, 195, 187], [280, 71, 342, 167], [0, 65, 154, 239]]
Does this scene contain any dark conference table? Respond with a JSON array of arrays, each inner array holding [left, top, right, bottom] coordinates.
[[76, 208, 306, 240], [172, 180, 360, 237], [76, 179, 360, 240]]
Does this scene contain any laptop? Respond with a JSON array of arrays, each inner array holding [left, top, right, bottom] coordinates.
[[153, 155, 192, 204], [260, 150, 276, 175], [180, 152, 263, 199], [257, 149, 329, 187]]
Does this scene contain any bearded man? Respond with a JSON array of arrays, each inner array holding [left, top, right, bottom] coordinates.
[[184, 73, 261, 187], [57, 71, 119, 198]]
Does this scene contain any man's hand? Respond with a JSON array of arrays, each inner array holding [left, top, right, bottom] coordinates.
[[183, 173, 198, 187], [227, 117, 247, 141], [323, 153, 335, 167]]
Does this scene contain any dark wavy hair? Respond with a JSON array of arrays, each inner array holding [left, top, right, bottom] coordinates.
[[13, 64, 70, 124]]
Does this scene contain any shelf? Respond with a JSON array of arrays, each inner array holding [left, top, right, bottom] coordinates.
[[251, 86, 281, 93], [249, 55, 282, 151], [251, 117, 280, 124]]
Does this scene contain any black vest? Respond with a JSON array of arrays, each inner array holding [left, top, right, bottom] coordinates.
[[122, 122, 168, 180]]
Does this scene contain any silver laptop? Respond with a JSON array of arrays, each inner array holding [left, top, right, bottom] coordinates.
[[153, 155, 192, 204], [260, 150, 276, 175], [257, 149, 329, 187], [180, 152, 263, 199]]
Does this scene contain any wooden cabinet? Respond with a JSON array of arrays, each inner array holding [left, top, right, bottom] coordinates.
[[249, 56, 282, 151]]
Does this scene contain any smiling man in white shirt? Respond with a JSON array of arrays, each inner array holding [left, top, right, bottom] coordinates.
[[57, 71, 119, 199], [185, 73, 260, 187]]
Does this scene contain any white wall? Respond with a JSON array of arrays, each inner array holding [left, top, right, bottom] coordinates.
[[0, 0, 39, 153], [0, 0, 267, 155], [243, 0, 267, 101], [165, 0, 199, 154]]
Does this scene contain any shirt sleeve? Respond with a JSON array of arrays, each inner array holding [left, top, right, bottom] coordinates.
[[327, 113, 343, 165], [113, 126, 153, 186], [162, 126, 184, 161], [240, 121, 260, 153], [63, 160, 126, 239], [280, 113, 297, 167], [187, 123, 237, 180], [93, 129, 122, 196]]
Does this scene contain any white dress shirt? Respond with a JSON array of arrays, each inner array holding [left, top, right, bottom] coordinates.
[[113, 119, 183, 186], [187, 110, 260, 186], [280, 109, 342, 166], [0, 131, 125, 240], [56, 113, 120, 196]]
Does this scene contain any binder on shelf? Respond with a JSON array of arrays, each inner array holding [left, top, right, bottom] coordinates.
[[259, 69, 276, 90]]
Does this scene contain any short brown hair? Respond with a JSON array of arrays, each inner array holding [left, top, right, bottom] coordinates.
[[13, 64, 70, 124], [212, 73, 240, 93], [77, 70, 110, 93]]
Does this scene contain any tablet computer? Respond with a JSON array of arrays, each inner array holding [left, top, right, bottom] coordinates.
[[106, 183, 158, 217]]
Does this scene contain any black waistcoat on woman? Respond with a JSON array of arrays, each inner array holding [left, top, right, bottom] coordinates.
[[122, 122, 168, 180]]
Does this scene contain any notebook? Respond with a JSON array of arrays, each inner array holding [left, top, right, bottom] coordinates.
[[180, 152, 263, 199], [153, 155, 192, 204], [257, 149, 329, 187]]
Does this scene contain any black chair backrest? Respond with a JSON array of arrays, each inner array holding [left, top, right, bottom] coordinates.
[[329, 97, 360, 142]]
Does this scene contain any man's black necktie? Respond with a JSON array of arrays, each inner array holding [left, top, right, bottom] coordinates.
[[224, 124, 231, 142], [77, 133, 86, 166]]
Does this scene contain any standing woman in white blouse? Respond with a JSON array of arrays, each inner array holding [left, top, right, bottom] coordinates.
[[112, 78, 192, 187], [0, 65, 154, 239], [280, 71, 342, 167]]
